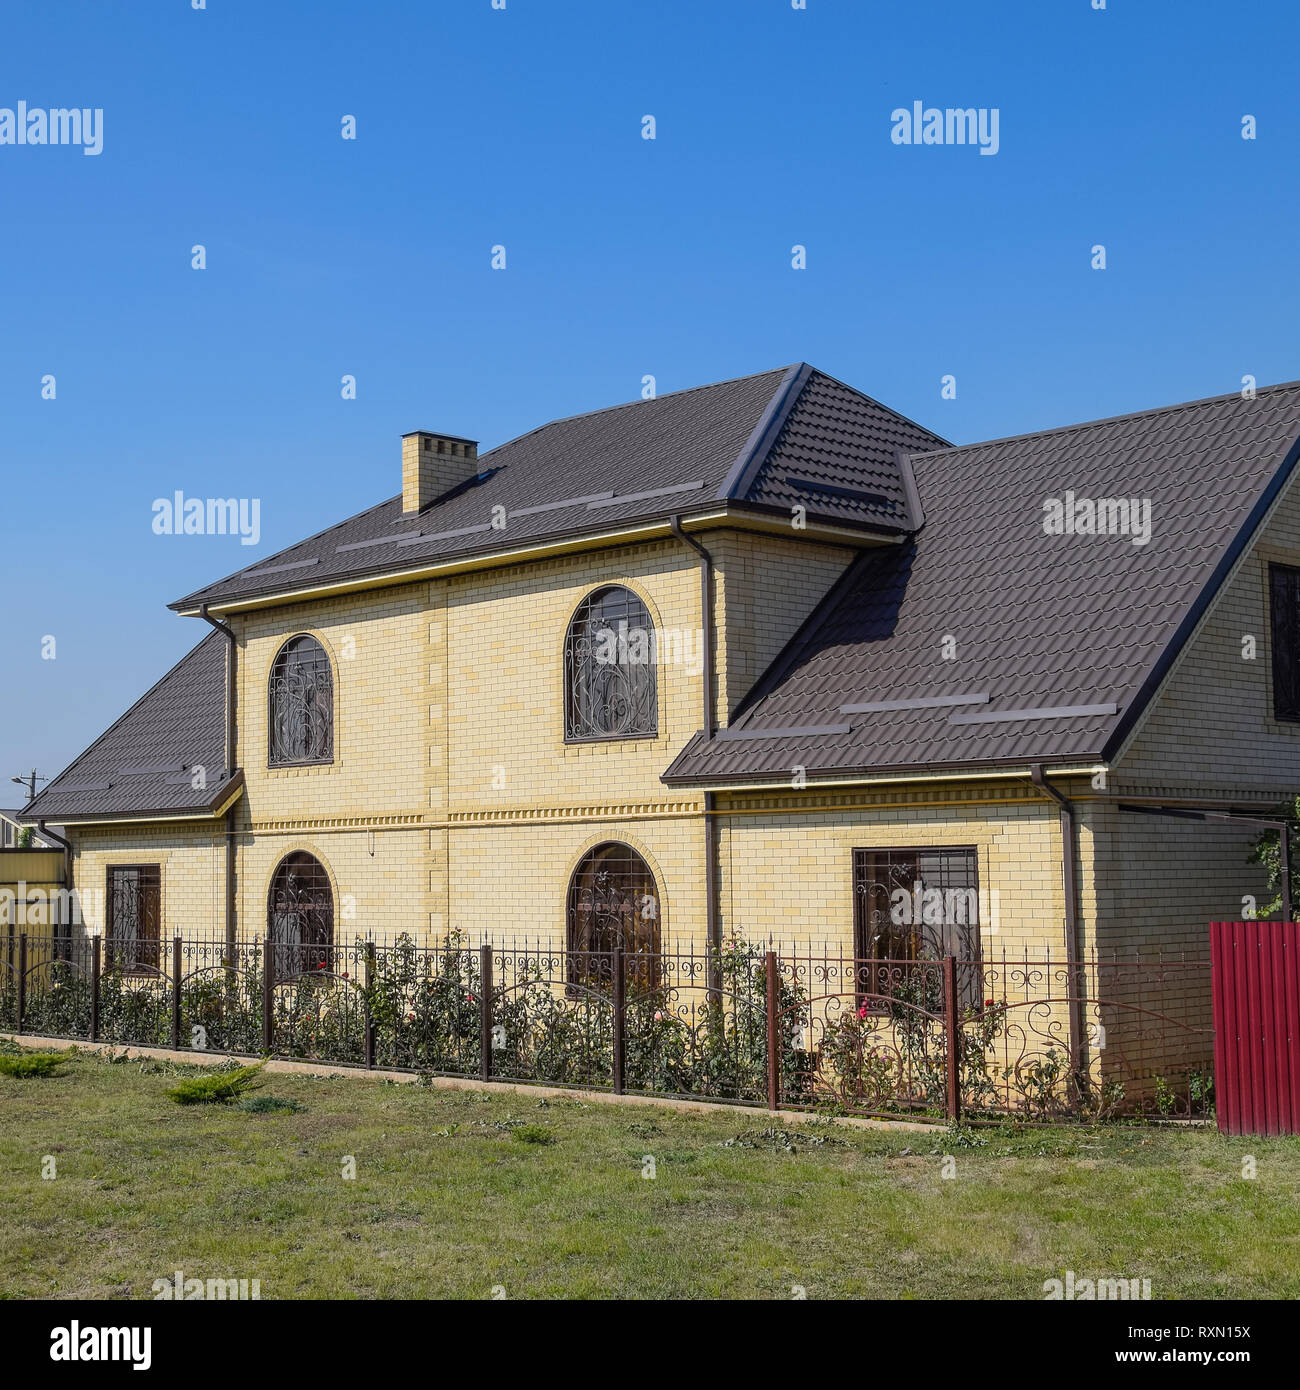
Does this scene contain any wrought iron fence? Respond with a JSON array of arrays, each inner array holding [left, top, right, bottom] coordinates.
[[0, 930, 1215, 1123], [776, 945, 1213, 1121]]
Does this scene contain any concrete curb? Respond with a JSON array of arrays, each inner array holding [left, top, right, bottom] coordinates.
[[5, 1032, 939, 1133]]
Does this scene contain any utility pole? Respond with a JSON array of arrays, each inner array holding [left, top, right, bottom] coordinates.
[[9, 770, 48, 803]]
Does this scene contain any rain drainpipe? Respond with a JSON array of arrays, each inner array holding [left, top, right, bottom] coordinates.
[[1030, 764, 1087, 1095], [668, 516, 721, 984], [200, 605, 240, 954], [36, 821, 74, 938]]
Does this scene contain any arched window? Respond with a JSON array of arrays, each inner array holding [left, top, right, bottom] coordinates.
[[564, 586, 658, 740], [268, 635, 334, 766], [566, 842, 661, 992], [267, 851, 334, 980]]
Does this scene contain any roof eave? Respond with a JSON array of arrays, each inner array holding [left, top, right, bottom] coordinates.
[[171, 507, 905, 617], [19, 771, 244, 829], [660, 752, 1110, 792]]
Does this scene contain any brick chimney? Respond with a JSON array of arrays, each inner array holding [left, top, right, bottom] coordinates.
[[402, 431, 480, 514]]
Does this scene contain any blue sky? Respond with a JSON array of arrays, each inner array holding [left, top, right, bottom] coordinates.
[[2, 0, 1298, 794]]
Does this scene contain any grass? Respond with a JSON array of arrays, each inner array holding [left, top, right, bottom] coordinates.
[[2, 1045, 1300, 1299]]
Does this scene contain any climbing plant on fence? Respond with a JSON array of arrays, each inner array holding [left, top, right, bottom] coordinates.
[[0, 930, 1214, 1122]]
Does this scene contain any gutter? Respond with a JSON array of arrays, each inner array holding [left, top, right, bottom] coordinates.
[[200, 604, 240, 953], [172, 509, 899, 618], [1029, 765, 1087, 1096], [669, 515, 722, 980], [668, 763, 1110, 795]]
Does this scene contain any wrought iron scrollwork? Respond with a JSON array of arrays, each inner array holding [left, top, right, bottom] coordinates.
[[269, 635, 334, 765], [564, 586, 657, 740], [853, 847, 984, 1011], [106, 865, 161, 972], [268, 851, 334, 980]]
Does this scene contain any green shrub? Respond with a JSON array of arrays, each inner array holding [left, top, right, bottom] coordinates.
[[0, 1051, 67, 1078], [167, 1063, 265, 1105], [511, 1124, 556, 1145]]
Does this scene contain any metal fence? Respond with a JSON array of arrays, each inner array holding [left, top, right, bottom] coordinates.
[[0, 930, 1215, 1123]]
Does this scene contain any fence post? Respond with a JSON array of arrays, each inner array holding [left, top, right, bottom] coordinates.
[[612, 944, 625, 1094], [765, 950, 780, 1112], [262, 938, 274, 1053], [170, 936, 182, 1050], [943, 955, 961, 1124], [364, 940, 376, 1070], [16, 934, 26, 1034], [479, 943, 493, 1082], [90, 936, 101, 1043]]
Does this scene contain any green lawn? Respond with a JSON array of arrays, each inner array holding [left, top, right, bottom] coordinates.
[[2, 1044, 1298, 1300]]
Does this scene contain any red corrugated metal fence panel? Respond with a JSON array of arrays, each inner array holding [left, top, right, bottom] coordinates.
[[1211, 921, 1300, 1136]]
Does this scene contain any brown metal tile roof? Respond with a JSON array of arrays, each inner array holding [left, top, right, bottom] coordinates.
[[664, 381, 1300, 784], [19, 632, 239, 822], [171, 365, 941, 613]]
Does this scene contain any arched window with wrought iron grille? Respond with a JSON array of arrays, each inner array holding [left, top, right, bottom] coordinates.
[[564, 586, 658, 740], [566, 842, 661, 992], [268, 635, 334, 766], [267, 851, 334, 980]]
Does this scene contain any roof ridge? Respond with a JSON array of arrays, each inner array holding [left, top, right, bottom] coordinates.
[[478, 363, 801, 461], [911, 377, 1300, 460], [716, 363, 810, 501], [23, 631, 224, 817], [800, 366, 952, 452]]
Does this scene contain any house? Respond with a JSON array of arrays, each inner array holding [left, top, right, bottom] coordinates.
[[0, 811, 61, 850], [17, 364, 1300, 1088]]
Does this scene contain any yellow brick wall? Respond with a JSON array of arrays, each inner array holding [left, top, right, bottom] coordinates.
[[716, 783, 1065, 957], [158, 538, 717, 946], [443, 540, 703, 806], [1117, 462, 1300, 795], [235, 588, 429, 822], [710, 531, 856, 723], [1083, 799, 1261, 955], [68, 822, 225, 939], [446, 817, 703, 948]]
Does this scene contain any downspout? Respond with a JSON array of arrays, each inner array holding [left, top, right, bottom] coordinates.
[[668, 517, 722, 980], [1030, 764, 1087, 1096], [36, 820, 74, 937], [668, 517, 716, 735], [200, 605, 240, 954]]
